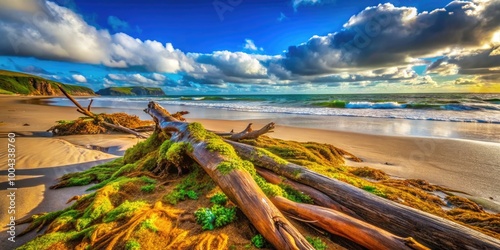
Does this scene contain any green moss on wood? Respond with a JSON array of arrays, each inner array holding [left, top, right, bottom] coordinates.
[[124, 132, 163, 164]]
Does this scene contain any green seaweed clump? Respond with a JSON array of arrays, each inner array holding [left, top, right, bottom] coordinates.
[[210, 193, 228, 206], [306, 236, 327, 250], [163, 169, 212, 204], [251, 234, 269, 248], [194, 204, 237, 230], [125, 239, 141, 250]]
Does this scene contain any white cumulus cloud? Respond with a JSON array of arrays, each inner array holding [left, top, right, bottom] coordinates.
[[72, 74, 87, 83], [243, 39, 263, 51]]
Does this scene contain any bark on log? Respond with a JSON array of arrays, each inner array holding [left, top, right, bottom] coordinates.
[[230, 122, 275, 141], [273, 196, 429, 250], [228, 140, 500, 250], [144, 101, 313, 250], [256, 168, 361, 220]]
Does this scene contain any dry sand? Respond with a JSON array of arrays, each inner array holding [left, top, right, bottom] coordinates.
[[0, 95, 499, 249], [0, 96, 141, 249]]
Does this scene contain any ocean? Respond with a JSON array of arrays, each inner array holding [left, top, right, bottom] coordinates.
[[49, 93, 500, 142]]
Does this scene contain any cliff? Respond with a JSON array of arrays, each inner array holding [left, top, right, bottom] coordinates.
[[0, 70, 95, 96], [96, 87, 166, 96]]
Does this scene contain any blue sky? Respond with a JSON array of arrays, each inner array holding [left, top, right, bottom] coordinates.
[[0, 0, 499, 94]]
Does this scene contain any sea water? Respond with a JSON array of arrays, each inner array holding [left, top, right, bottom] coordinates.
[[48, 93, 500, 142]]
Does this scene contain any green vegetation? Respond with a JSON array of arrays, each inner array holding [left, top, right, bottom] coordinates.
[[140, 216, 159, 233], [125, 240, 141, 250], [140, 176, 157, 193], [124, 132, 164, 164], [210, 193, 228, 206], [103, 201, 149, 223], [0, 69, 94, 95], [251, 234, 269, 248], [110, 87, 133, 95], [163, 169, 212, 205], [76, 185, 117, 230], [194, 204, 237, 230], [96, 86, 165, 96], [350, 166, 389, 180], [362, 185, 387, 198], [306, 236, 328, 250], [17, 229, 91, 250], [0, 88, 14, 95], [164, 142, 193, 165]]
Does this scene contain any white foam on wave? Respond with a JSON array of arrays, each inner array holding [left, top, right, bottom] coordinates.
[[346, 101, 405, 109], [51, 97, 500, 124]]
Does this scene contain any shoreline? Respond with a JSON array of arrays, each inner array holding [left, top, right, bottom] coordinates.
[[46, 96, 500, 143], [2, 95, 499, 202], [0, 95, 499, 248]]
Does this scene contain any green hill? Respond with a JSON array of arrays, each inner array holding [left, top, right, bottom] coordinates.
[[96, 86, 165, 96], [0, 70, 95, 96]]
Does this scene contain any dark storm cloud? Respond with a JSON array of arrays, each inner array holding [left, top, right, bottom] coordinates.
[[427, 47, 500, 81]]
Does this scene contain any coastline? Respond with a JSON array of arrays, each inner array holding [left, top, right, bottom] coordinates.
[[0, 95, 499, 248]]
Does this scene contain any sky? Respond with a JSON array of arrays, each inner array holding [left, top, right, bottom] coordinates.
[[0, 0, 499, 94]]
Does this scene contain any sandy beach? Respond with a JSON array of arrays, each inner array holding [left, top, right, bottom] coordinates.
[[0, 95, 499, 249]]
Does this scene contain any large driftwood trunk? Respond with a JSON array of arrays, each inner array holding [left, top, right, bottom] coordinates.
[[145, 102, 313, 250], [272, 196, 428, 250], [256, 168, 361, 219], [227, 140, 500, 250]]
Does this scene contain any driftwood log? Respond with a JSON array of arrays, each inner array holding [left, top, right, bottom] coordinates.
[[227, 140, 500, 250], [56, 85, 147, 138], [272, 196, 429, 250], [256, 168, 360, 219], [144, 101, 313, 250]]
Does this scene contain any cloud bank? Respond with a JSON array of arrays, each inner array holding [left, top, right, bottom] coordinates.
[[0, 0, 498, 92]]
